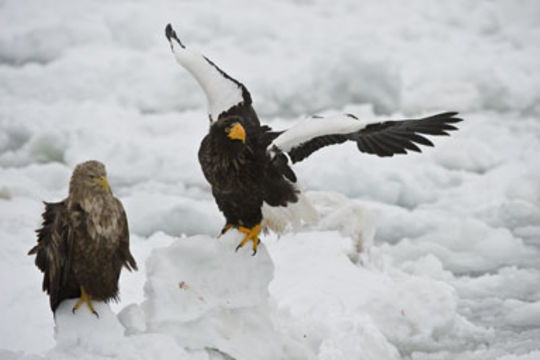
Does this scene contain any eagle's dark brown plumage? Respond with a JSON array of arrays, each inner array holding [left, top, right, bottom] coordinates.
[[166, 24, 463, 255], [199, 117, 298, 254], [28, 160, 137, 315]]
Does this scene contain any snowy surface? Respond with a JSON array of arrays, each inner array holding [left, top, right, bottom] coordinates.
[[1, 0, 540, 359]]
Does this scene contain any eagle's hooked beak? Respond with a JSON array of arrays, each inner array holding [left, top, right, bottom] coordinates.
[[227, 123, 246, 143], [94, 176, 111, 192]]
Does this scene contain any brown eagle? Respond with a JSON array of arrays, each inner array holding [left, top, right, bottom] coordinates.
[[165, 24, 462, 255], [28, 160, 137, 316]]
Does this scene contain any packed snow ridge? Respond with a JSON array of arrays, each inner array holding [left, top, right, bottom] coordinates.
[[4, 201, 485, 360]]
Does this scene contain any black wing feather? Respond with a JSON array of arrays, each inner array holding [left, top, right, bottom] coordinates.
[[29, 200, 79, 312], [115, 198, 138, 272], [288, 112, 462, 162], [289, 134, 348, 163], [352, 112, 461, 156]]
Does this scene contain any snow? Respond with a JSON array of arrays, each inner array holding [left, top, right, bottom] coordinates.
[[142, 232, 312, 360], [2, 0, 540, 359]]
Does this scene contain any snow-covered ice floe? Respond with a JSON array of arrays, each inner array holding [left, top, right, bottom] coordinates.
[[5, 219, 487, 360]]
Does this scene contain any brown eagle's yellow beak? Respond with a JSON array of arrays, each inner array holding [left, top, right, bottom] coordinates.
[[227, 123, 246, 143], [94, 175, 111, 192]]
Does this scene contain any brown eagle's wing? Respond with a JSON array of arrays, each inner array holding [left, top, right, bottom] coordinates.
[[29, 200, 80, 312], [114, 197, 137, 272]]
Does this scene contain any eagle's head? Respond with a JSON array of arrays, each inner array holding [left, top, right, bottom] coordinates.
[[210, 116, 247, 150], [70, 160, 112, 198]]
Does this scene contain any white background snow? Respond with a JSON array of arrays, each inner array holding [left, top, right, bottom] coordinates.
[[1, 0, 540, 359]]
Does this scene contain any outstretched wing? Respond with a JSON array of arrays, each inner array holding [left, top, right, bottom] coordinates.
[[165, 24, 259, 127], [268, 112, 462, 163], [28, 201, 79, 312]]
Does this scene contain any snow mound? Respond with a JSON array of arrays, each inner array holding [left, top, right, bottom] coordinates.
[[49, 300, 189, 360], [40, 227, 484, 359], [142, 231, 309, 359], [54, 300, 124, 347], [268, 231, 485, 358]]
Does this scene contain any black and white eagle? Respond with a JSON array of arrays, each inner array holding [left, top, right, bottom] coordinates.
[[165, 24, 462, 255]]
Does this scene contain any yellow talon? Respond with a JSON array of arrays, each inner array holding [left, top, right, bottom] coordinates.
[[218, 223, 234, 238], [72, 286, 99, 317], [235, 224, 261, 255]]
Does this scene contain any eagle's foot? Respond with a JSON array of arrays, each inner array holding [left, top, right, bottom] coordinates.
[[235, 224, 261, 256], [72, 286, 99, 318], [217, 223, 234, 238]]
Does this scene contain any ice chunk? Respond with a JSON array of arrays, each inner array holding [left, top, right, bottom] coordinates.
[[142, 232, 308, 360], [49, 300, 189, 359], [118, 304, 147, 335], [54, 300, 125, 347], [268, 231, 483, 357]]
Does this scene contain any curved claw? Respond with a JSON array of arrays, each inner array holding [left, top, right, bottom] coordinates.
[[235, 225, 261, 255], [218, 223, 234, 238], [251, 238, 260, 256], [235, 241, 258, 256], [72, 286, 99, 317]]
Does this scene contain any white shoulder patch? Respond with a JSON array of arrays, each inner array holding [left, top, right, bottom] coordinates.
[[268, 115, 375, 153]]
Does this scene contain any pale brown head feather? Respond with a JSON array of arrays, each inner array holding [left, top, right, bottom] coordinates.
[[69, 160, 111, 202]]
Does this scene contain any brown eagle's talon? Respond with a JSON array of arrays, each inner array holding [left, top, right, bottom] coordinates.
[[92, 310, 100, 318]]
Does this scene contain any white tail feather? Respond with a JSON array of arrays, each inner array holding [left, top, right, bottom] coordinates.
[[261, 192, 319, 234]]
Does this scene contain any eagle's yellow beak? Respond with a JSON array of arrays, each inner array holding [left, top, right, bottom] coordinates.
[[227, 123, 246, 143], [94, 175, 111, 192]]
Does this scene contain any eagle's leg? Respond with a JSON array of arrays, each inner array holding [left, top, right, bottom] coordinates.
[[72, 286, 99, 318], [235, 224, 261, 256], [217, 223, 234, 238]]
